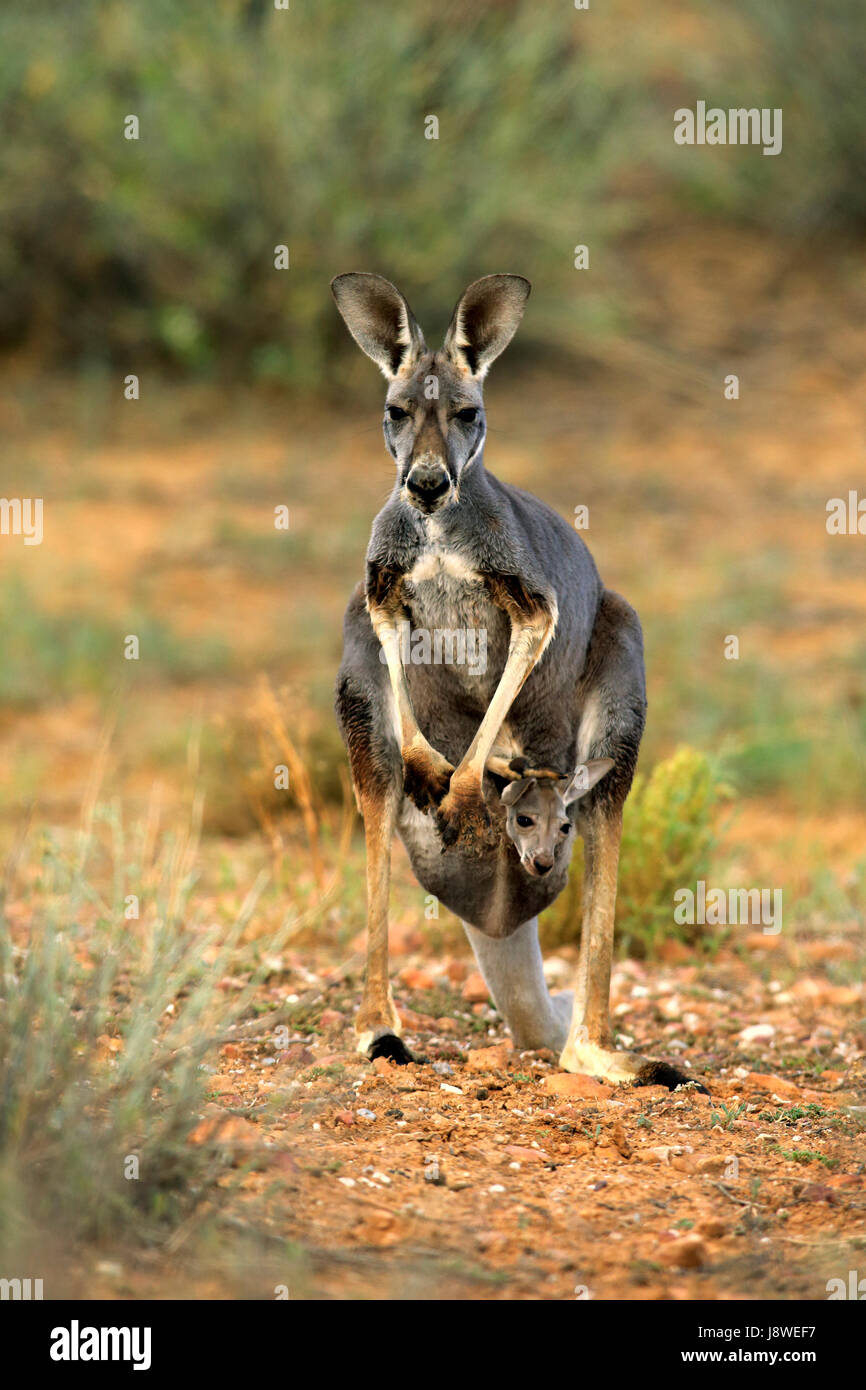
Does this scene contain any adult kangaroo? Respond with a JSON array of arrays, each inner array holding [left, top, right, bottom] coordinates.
[[333, 272, 703, 1091]]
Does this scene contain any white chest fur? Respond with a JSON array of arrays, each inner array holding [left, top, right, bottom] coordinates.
[[404, 545, 487, 627], [401, 541, 504, 696]]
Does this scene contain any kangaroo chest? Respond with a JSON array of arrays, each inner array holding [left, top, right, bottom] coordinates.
[[401, 546, 508, 703]]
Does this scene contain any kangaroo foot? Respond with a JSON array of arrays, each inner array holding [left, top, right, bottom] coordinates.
[[402, 738, 453, 812], [367, 1031, 413, 1065], [357, 1021, 413, 1066], [355, 995, 411, 1064], [559, 1039, 708, 1094]]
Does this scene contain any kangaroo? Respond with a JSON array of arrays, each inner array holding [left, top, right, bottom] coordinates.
[[332, 272, 705, 1091]]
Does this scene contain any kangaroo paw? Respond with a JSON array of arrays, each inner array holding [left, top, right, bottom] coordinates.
[[402, 742, 453, 813], [634, 1059, 709, 1094], [560, 1040, 708, 1093], [437, 778, 492, 849]]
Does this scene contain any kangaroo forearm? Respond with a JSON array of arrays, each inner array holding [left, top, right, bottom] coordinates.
[[454, 612, 555, 781]]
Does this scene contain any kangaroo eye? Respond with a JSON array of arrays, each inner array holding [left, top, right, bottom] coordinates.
[[387, 405, 409, 421], [455, 407, 478, 423], [515, 815, 533, 829], [561, 822, 571, 835]]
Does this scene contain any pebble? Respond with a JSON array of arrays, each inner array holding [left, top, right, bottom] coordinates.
[[658, 1233, 707, 1268], [738, 1023, 776, 1044], [461, 971, 490, 1003]]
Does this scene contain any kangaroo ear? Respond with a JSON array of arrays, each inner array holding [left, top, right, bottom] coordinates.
[[501, 776, 536, 807], [331, 273, 426, 378], [561, 758, 614, 806], [443, 274, 531, 379]]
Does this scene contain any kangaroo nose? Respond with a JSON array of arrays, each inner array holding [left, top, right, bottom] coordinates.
[[533, 853, 554, 875], [406, 464, 450, 505]]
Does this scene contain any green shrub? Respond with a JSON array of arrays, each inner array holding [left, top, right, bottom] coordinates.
[[0, 806, 252, 1258], [2, 0, 862, 377]]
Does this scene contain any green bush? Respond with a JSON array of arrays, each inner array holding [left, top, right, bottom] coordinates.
[[0, 806, 250, 1255], [1, 0, 862, 377]]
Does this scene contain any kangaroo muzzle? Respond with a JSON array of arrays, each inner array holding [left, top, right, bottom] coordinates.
[[405, 460, 451, 511]]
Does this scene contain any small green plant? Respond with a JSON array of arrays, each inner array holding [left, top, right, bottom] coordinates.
[[774, 1147, 838, 1169], [710, 1101, 749, 1130], [302, 1064, 346, 1082], [759, 1105, 829, 1126]]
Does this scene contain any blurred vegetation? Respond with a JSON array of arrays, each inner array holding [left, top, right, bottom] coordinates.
[[0, 578, 229, 707], [0, 807, 244, 1258], [0, 0, 863, 380]]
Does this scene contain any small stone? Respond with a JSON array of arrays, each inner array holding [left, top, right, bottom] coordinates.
[[743, 932, 783, 952], [695, 1155, 730, 1176], [504, 1145, 549, 1164], [465, 1042, 513, 1072], [745, 1071, 801, 1100], [738, 1023, 776, 1044], [801, 940, 857, 963], [400, 967, 436, 991], [462, 971, 490, 1003], [542, 1074, 613, 1100], [798, 1184, 837, 1205], [658, 1233, 707, 1269], [634, 1145, 675, 1164], [697, 1217, 729, 1238]]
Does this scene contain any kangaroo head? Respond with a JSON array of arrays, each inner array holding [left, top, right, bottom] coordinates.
[[500, 758, 615, 878], [330, 273, 530, 515]]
